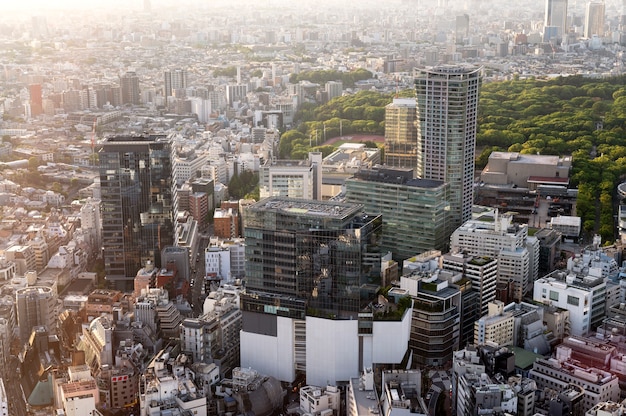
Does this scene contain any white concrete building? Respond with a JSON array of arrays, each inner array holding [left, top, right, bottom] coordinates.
[[0, 379, 6, 416], [529, 345, 620, 413], [451, 209, 538, 302], [58, 365, 99, 416], [550, 215, 582, 238], [204, 238, 245, 281], [379, 369, 427, 416], [240, 309, 411, 387], [299, 385, 340, 416], [534, 270, 606, 336], [139, 351, 207, 416], [347, 369, 378, 416], [586, 401, 626, 415], [259, 152, 322, 200]]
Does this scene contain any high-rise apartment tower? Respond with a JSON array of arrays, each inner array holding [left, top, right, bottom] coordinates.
[[164, 69, 188, 105], [415, 65, 482, 229]]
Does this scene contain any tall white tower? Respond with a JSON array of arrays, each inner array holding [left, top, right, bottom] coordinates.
[[415, 65, 482, 230], [545, 0, 568, 40]]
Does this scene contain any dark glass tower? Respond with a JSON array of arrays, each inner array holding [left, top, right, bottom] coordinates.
[[99, 134, 174, 291], [242, 197, 382, 319]]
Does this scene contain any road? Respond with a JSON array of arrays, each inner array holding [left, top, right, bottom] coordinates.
[[4, 356, 27, 416], [190, 233, 210, 317]]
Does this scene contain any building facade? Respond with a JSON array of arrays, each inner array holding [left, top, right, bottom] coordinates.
[[98, 134, 174, 291], [545, 0, 568, 41], [415, 65, 482, 229], [242, 197, 382, 317], [16, 286, 56, 343], [383, 98, 419, 173], [259, 152, 322, 200], [345, 166, 450, 261]]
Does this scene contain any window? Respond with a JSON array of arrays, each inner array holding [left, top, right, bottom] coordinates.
[[549, 291, 559, 301], [567, 296, 579, 306]]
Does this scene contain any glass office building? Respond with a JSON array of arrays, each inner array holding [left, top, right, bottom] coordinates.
[[344, 166, 450, 261], [99, 134, 174, 291], [242, 197, 382, 319]]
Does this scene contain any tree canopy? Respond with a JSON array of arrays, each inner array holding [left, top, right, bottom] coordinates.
[[478, 74, 626, 242], [289, 68, 373, 88]]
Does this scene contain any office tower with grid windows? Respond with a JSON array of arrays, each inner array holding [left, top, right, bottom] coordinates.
[[240, 197, 402, 386], [98, 134, 174, 291], [344, 166, 450, 261], [545, 0, 568, 41], [584, 1, 605, 38], [415, 65, 482, 230], [384, 98, 419, 173], [119, 71, 140, 105], [164, 69, 188, 105]]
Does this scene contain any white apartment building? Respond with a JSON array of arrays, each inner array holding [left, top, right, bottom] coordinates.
[[172, 150, 207, 186], [139, 351, 207, 416], [0, 258, 16, 282], [534, 270, 606, 336], [550, 215, 582, 239], [347, 369, 378, 416], [379, 369, 427, 416], [299, 385, 340, 416], [204, 238, 245, 281], [450, 210, 538, 302], [0, 379, 6, 416], [79, 198, 101, 253], [259, 152, 322, 200], [586, 401, 626, 416], [57, 365, 99, 416], [529, 345, 620, 413], [474, 301, 514, 347]]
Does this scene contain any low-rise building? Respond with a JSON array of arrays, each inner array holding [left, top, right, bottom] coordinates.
[[529, 345, 620, 412], [474, 301, 514, 347]]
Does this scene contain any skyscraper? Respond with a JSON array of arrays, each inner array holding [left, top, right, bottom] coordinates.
[[415, 65, 482, 230], [98, 134, 174, 291], [164, 69, 188, 105], [29, 84, 43, 117], [240, 197, 400, 385], [545, 0, 568, 41], [119, 71, 140, 105], [456, 14, 470, 44], [383, 98, 419, 173], [584, 1, 605, 38]]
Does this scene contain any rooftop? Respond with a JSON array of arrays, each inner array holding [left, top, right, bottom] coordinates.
[[250, 196, 362, 219]]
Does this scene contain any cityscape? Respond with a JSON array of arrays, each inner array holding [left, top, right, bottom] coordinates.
[[1, 0, 626, 415]]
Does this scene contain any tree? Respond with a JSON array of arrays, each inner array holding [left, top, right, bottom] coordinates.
[[28, 157, 40, 171]]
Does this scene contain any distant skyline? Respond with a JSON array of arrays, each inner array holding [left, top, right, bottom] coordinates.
[[6, 0, 625, 15]]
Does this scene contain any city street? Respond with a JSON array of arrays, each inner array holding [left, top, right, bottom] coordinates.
[[4, 356, 26, 416], [190, 233, 210, 317]]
